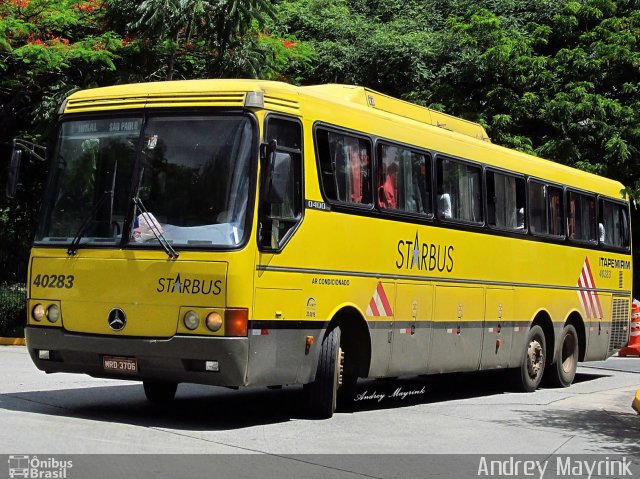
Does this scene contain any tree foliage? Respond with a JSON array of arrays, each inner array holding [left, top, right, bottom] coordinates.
[[105, 0, 312, 81], [0, 0, 310, 265], [1, 0, 640, 286], [269, 0, 640, 197], [0, 0, 127, 259]]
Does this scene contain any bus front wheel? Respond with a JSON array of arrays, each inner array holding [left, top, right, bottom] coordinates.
[[305, 326, 342, 419], [547, 324, 579, 388], [143, 380, 178, 403], [511, 325, 546, 392]]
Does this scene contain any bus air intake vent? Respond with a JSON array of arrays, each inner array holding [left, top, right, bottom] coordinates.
[[65, 93, 246, 112], [264, 95, 300, 113], [609, 297, 630, 355]]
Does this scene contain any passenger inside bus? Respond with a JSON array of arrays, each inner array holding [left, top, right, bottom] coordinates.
[[378, 162, 399, 209], [348, 145, 372, 204], [437, 189, 452, 218]]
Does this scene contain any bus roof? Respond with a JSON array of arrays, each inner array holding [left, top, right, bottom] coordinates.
[[63, 79, 626, 200]]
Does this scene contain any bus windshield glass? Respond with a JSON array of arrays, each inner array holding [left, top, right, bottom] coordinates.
[[35, 114, 255, 249]]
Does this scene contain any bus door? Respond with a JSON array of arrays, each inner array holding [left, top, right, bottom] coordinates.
[[251, 114, 307, 385], [480, 288, 514, 369], [387, 282, 433, 376], [428, 285, 484, 373]]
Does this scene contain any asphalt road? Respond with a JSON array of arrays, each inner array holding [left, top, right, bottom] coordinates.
[[0, 346, 639, 478]]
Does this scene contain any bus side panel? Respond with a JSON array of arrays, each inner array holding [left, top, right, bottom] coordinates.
[[387, 282, 433, 376], [480, 288, 514, 370], [366, 282, 395, 378], [427, 285, 484, 374], [248, 286, 320, 386], [584, 293, 612, 361]]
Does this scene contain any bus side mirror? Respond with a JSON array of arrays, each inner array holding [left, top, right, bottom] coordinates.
[[6, 139, 47, 198], [6, 147, 22, 199], [263, 152, 292, 204], [260, 139, 277, 164]]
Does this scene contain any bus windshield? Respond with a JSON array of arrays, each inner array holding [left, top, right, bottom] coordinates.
[[35, 114, 255, 249]]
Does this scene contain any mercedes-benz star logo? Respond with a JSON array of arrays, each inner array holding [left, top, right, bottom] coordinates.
[[107, 308, 127, 331]]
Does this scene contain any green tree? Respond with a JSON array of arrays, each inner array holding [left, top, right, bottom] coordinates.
[[272, 0, 640, 195], [0, 0, 128, 265], [106, 0, 312, 80]]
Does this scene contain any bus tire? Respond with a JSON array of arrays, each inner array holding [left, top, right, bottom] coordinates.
[[143, 380, 177, 403], [511, 325, 546, 392], [547, 324, 578, 388], [306, 326, 342, 419]]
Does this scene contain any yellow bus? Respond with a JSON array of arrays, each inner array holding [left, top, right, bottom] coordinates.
[[11, 80, 632, 418]]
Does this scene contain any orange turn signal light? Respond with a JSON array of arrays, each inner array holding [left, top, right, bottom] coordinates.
[[225, 308, 248, 337]]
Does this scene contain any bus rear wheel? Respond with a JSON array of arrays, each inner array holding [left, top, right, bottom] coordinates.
[[511, 325, 546, 392], [306, 326, 342, 419], [143, 380, 177, 403], [547, 324, 578, 388]]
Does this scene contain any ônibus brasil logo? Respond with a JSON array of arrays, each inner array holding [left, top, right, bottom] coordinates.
[[8, 455, 73, 479]]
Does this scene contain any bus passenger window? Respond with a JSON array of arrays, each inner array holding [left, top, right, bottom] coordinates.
[[486, 171, 525, 230], [316, 129, 372, 206], [548, 187, 564, 236], [567, 191, 596, 242], [599, 199, 629, 248], [528, 181, 564, 237], [436, 157, 482, 223], [377, 144, 431, 215], [528, 181, 546, 234]]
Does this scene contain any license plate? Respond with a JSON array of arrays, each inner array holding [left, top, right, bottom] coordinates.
[[103, 356, 138, 374]]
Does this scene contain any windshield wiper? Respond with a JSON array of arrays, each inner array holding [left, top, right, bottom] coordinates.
[[67, 189, 111, 256], [132, 195, 179, 260], [67, 159, 118, 256]]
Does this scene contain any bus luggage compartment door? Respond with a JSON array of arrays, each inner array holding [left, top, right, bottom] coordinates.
[[480, 288, 514, 370], [387, 283, 433, 376], [428, 285, 484, 374]]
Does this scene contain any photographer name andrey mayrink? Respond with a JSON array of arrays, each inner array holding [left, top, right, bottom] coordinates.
[[354, 386, 426, 403], [477, 456, 633, 479]]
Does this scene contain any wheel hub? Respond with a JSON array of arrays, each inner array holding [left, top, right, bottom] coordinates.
[[561, 334, 576, 373], [526, 340, 543, 379]]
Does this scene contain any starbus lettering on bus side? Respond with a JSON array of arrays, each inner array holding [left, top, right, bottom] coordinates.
[[396, 232, 454, 273]]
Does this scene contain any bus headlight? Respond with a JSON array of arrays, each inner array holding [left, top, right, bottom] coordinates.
[[183, 310, 200, 330], [32, 304, 45, 322], [206, 312, 223, 332], [46, 304, 60, 323]]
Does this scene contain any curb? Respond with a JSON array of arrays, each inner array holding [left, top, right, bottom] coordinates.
[[0, 337, 26, 346]]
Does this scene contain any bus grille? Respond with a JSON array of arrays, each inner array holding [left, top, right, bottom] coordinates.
[[609, 297, 630, 355]]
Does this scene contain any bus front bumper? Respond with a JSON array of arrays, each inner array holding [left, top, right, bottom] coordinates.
[[25, 326, 249, 387]]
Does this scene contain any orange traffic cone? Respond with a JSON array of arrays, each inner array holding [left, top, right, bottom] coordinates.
[[619, 303, 640, 357]]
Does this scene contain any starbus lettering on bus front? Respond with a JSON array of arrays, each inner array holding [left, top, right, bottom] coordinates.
[[156, 273, 222, 295]]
